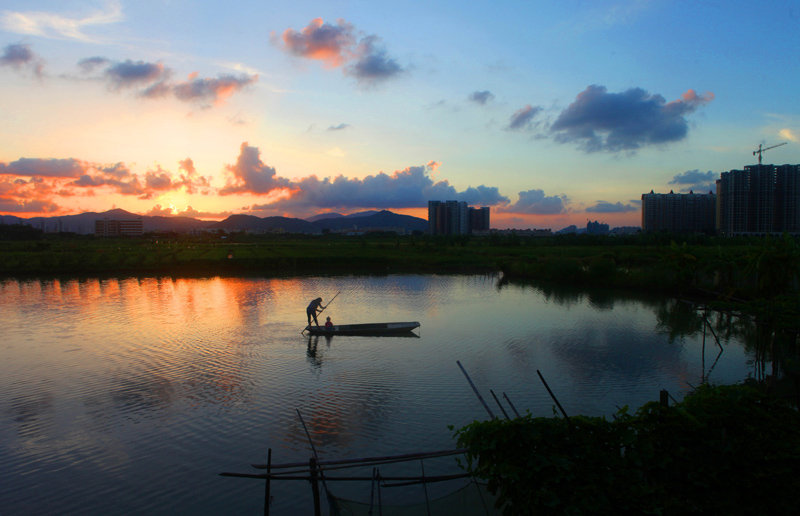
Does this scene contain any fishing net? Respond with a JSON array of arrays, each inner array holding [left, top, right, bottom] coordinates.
[[328, 481, 502, 516]]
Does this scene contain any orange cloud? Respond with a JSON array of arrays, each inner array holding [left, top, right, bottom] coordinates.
[[280, 18, 355, 67]]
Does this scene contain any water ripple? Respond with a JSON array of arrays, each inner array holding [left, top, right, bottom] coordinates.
[[0, 275, 757, 515]]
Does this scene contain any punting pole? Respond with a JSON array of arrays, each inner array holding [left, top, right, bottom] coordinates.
[[301, 291, 341, 334], [456, 360, 496, 419]]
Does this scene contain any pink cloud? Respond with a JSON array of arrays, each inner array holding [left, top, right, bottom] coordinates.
[[178, 158, 211, 194], [220, 142, 291, 195], [280, 18, 355, 67], [278, 18, 404, 84]]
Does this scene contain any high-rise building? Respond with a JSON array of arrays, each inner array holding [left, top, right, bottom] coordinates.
[[428, 201, 489, 235], [586, 220, 610, 235], [776, 164, 800, 233], [95, 218, 144, 237], [641, 190, 716, 233], [468, 207, 490, 233], [716, 164, 800, 235]]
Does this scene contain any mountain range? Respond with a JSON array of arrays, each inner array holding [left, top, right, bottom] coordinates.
[[0, 209, 429, 235]]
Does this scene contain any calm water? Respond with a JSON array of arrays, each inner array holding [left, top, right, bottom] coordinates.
[[1, 274, 757, 514]]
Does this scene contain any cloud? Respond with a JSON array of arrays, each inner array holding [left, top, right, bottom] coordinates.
[[226, 142, 507, 213], [0, 158, 86, 178], [1, 169, 67, 214], [177, 158, 211, 194], [668, 169, 717, 193], [507, 105, 543, 131], [1, 43, 33, 67], [279, 18, 355, 67], [327, 123, 350, 131], [77, 56, 109, 72], [145, 204, 175, 217], [500, 189, 568, 214], [105, 59, 168, 89], [144, 167, 173, 191], [219, 143, 291, 195], [72, 171, 145, 196], [469, 90, 494, 105], [551, 85, 714, 152], [0, 154, 214, 208], [346, 35, 403, 84], [779, 128, 798, 143], [175, 206, 231, 219], [586, 201, 638, 213], [277, 18, 404, 84], [457, 185, 509, 206], [171, 73, 257, 106], [0, 1, 123, 42], [2, 145, 515, 218], [282, 165, 507, 210], [81, 57, 256, 105], [0, 43, 43, 76], [0, 197, 60, 213]]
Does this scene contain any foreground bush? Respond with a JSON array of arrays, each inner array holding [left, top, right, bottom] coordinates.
[[453, 383, 800, 515]]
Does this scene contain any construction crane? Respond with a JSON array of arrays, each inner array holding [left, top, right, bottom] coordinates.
[[753, 142, 787, 165]]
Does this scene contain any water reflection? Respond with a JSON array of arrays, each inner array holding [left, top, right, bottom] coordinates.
[[0, 274, 772, 515], [306, 335, 331, 371]]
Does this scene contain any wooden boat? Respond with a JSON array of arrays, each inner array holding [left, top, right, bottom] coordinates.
[[305, 321, 420, 336]]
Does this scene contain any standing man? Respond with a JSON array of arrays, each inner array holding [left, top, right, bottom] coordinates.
[[306, 297, 326, 327]]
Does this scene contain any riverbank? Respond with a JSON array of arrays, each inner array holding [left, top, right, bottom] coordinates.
[[2, 232, 797, 302]]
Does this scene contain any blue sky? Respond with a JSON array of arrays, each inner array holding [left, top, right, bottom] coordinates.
[[1, 0, 798, 229]]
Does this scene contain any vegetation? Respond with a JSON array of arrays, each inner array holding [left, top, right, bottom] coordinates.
[[1, 230, 798, 337], [3, 228, 797, 513], [1, 230, 797, 302], [453, 383, 800, 515]]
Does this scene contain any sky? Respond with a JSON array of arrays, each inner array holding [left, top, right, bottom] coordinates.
[[1, 0, 798, 230]]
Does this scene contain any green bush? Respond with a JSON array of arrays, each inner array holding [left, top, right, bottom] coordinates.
[[453, 383, 800, 515]]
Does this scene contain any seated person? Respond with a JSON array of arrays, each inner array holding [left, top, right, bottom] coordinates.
[[324, 316, 333, 329]]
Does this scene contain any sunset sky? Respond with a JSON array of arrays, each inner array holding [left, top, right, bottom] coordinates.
[[1, 1, 798, 229]]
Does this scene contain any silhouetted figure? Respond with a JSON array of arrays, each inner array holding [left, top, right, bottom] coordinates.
[[306, 297, 326, 327], [325, 316, 333, 329]]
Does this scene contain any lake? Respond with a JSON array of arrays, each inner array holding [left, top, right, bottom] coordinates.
[[0, 274, 759, 514]]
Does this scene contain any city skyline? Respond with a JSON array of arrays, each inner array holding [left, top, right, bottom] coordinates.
[[1, 1, 798, 229]]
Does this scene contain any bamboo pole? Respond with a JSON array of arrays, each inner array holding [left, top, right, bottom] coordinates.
[[536, 369, 569, 421], [251, 448, 466, 470], [503, 392, 521, 418], [264, 448, 271, 516], [310, 457, 321, 516], [456, 360, 496, 419], [296, 409, 328, 493], [490, 389, 510, 420], [220, 472, 472, 483]]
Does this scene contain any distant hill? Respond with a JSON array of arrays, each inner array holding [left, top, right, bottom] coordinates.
[[306, 210, 381, 222], [208, 214, 317, 234], [306, 212, 344, 222], [1, 209, 428, 235], [311, 210, 427, 233]]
